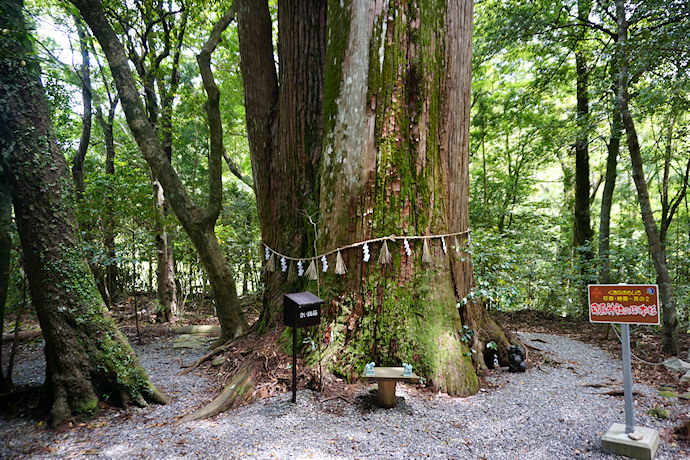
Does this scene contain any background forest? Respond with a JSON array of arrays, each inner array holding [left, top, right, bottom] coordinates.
[[2, 0, 689, 372]]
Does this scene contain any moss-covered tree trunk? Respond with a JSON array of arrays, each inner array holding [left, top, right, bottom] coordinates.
[[0, 0, 167, 425], [316, 0, 512, 395]]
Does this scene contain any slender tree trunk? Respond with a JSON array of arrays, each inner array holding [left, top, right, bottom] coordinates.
[[317, 0, 512, 393], [152, 179, 177, 322], [0, 0, 166, 425], [71, 17, 92, 197], [573, 0, 594, 316], [96, 98, 118, 305], [0, 170, 11, 391], [71, 0, 248, 342], [598, 107, 621, 284], [659, 113, 690, 250], [615, 0, 678, 354]]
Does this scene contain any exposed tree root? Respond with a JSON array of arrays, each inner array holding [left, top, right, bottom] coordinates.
[[176, 365, 255, 424], [179, 343, 233, 375], [173, 327, 327, 422], [2, 330, 42, 343], [174, 325, 221, 336]]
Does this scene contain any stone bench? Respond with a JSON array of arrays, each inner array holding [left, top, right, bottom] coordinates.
[[361, 366, 420, 408]]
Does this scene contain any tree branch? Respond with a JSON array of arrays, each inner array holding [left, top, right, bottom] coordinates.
[[197, 2, 238, 224]]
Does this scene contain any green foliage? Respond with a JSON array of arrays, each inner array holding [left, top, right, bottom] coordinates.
[[470, 0, 690, 332]]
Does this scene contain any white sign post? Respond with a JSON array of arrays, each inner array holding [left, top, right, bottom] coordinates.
[[588, 284, 661, 460]]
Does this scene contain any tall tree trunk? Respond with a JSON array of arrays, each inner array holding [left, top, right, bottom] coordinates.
[[71, 16, 92, 197], [598, 106, 621, 284], [237, 0, 277, 326], [573, 0, 594, 316], [152, 9, 186, 322], [0, 0, 166, 425], [71, 0, 248, 342], [237, 0, 326, 330], [659, 113, 690, 250], [0, 170, 11, 391], [95, 96, 118, 305], [152, 179, 177, 321], [615, 0, 678, 354], [444, 0, 510, 368], [317, 0, 512, 393]]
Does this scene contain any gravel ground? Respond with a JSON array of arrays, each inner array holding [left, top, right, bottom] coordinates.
[[0, 331, 686, 459]]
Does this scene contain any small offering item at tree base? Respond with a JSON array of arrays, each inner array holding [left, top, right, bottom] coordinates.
[[508, 345, 526, 372], [402, 363, 413, 377], [365, 362, 375, 376]]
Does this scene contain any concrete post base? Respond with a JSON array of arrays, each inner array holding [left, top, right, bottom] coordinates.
[[601, 423, 660, 460]]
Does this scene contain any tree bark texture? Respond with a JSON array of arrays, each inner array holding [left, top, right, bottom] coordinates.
[[615, 0, 678, 354], [0, 0, 167, 425], [71, 0, 248, 342], [316, 0, 511, 395], [237, 0, 326, 330], [0, 170, 10, 390]]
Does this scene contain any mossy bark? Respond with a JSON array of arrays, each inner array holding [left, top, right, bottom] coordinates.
[[237, 0, 326, 330], [313, 0, 512, 395], [0, 0, 167, 425]]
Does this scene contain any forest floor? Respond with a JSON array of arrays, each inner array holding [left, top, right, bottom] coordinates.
[[1, 305, 689, 458]]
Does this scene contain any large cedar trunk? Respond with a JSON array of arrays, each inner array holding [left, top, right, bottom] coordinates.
[[237, 0, 326, 330], [316, 0, 511, 395], [0, 0, 166, 425]]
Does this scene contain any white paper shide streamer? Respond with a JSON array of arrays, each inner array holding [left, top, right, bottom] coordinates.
[[335, 251, 347, 275], [261, 228, 470, 276], [266, 252, 276, 271], [306, 260, 318, 280]]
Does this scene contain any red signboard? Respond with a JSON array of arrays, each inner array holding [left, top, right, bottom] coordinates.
[[588, 284, 660, 325]]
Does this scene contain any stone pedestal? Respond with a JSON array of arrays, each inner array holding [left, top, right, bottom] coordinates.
[[601, 423, 660, 460]]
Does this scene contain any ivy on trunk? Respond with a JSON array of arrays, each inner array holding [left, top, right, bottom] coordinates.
[[0, 0, 167, 425]]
